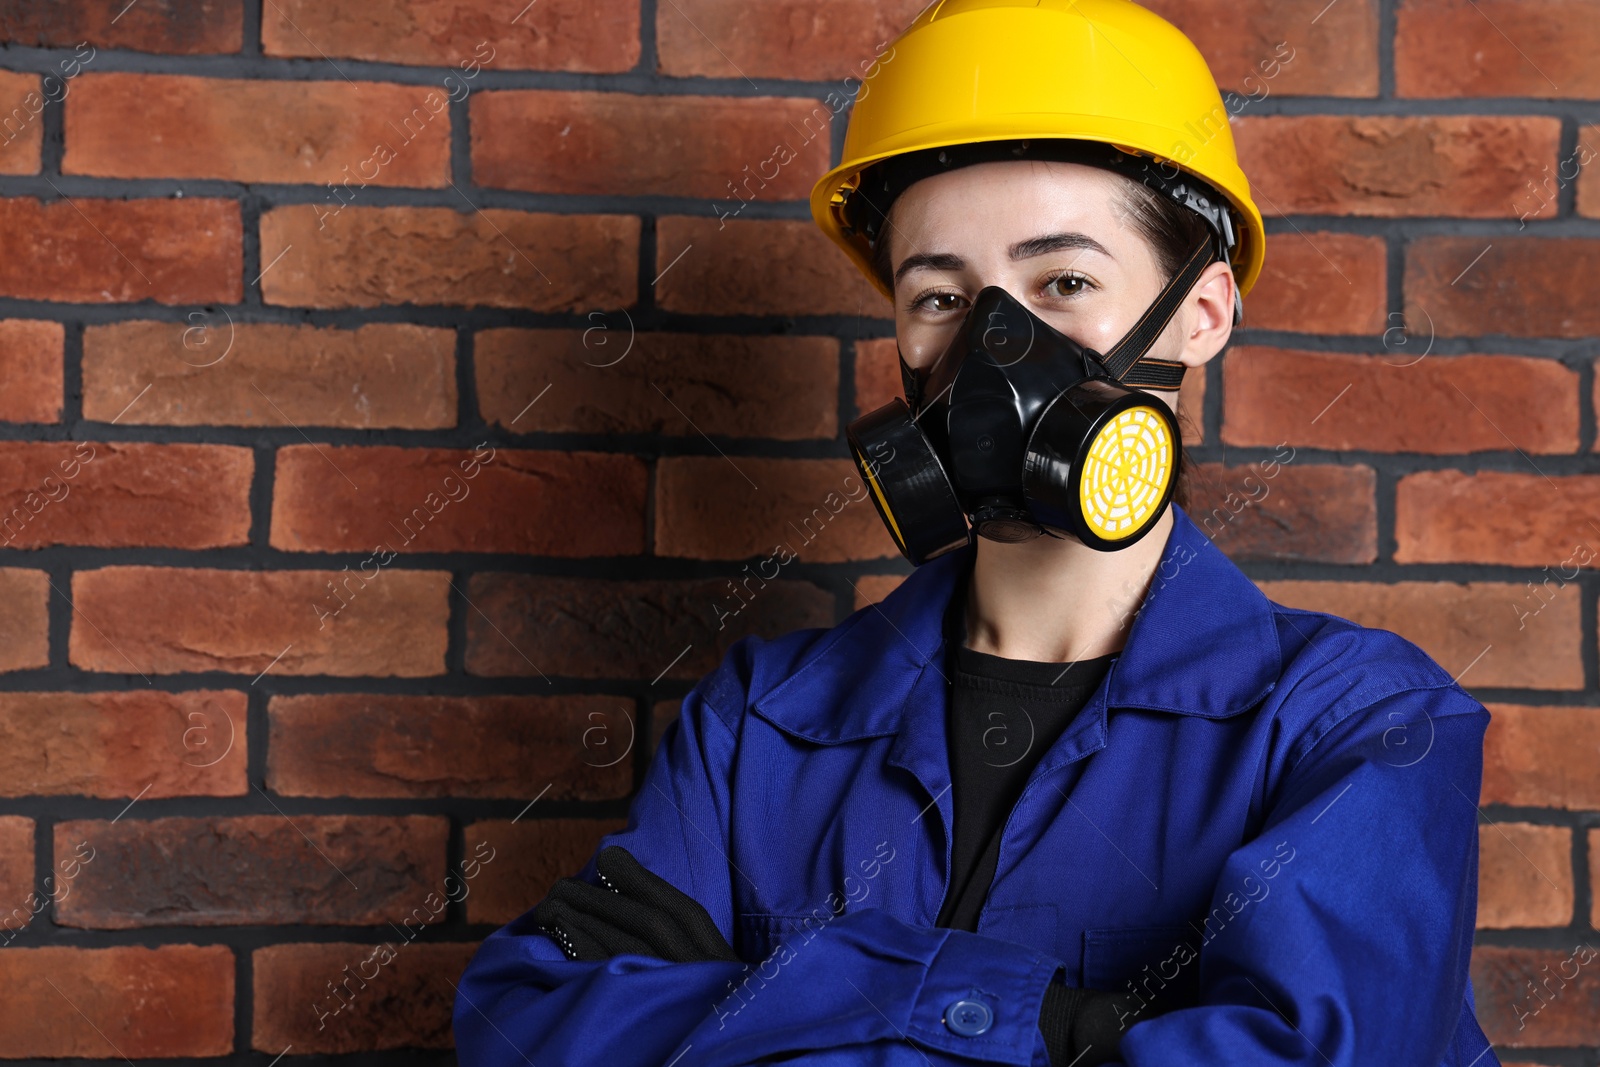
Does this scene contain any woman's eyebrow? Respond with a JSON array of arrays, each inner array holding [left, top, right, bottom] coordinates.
[[892, 232, 1112, 287]]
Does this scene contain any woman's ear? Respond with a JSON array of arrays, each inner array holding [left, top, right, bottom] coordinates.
[[1175, 260, 1236, 369]]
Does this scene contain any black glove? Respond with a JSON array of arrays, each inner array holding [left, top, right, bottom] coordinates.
[[1039, 981, 1145, 1067], [533, 845, 740, 964]]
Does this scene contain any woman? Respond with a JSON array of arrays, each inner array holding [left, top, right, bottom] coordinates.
[[454, 1, 1497, 1064]]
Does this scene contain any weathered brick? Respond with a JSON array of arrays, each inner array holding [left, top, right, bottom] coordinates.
[[476, 329, 838, 439], [0, 816, 33, 934], [1579, 125, 1600, 219], [655, 217, 888, 317], [260, 204, 637, 310], [0, 442, 251, 549], [69, 567, 450, 677], [0, 71, 42, 175], [55, 815, 447, 928], [253, 941, 476, 1053], [1255, 580, 1579, 690], [1397, 0, 1600, 99], [1140, 0, 1377, 97], [263, 0, 637, 71], [0, 691, 246, 798], [0, 1, 241, 53], [1186, 462, 1376, 563], [1396, 472, 1600, 567], [0, 568, 49, 672], [1235, 116, 1560, 216], [1476, 823, 1573, 929], [83, 321, 456, 428], [1472, 944, 1600, 1046], [656, 0, 922, 79], [0, 945, 234, 1057], [1222, 348, 1576, 453], [1244, 232, 1387, 335], [852, 573, 907, 611], [465, 819, 627, 925], [0, 197, 240, 305], [473, 91, 831, 200], [267, 693, 631, 800], [270, 446, 647, 556], [1406, 237, 1600, 338], [657, 457, 896, 562], [0, 319, 62, 423], [464, 573, 833, 679], [1483, 703, 1600, 810], [65, 74, 450, 185]]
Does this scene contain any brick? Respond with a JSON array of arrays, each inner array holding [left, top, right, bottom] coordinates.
[[1396, 472, 1600, 567], [83, 321, 456, 428], [1476, 823, 1572, 929], [0, 197, 240, 305], [852, 573, 907, 611], [657, 0, 922, 79], [0, 945, 234, 1057], [473, 91, 831, 200], [465, 819, 626, 925], [464, 573, 834, 679], [1471, 944, 1600, 1046], [1139, 0, 1377, 97], [652, 698, 680, 754], [0, 691, 246, 798], [261, 204, 636, 310], [270, 446, 647, 556], [1397, 0, 1600, 98], [1483, 704, 1600, 810], [657, 457, 896, 562], [1579, 125, 1600, 218], [1234, 116, 1560, 217], [1592, 830, 1600, 928], [56, 815, 447, 928], [1186, 462, 1376, 563], [0, 71, 43, 174], [0, 2, 241, 53], [267, 693, 631, 800], [0, 442, 251, 549], [1221, 348, 1576, 453], [476, 329, 838, 439], [0, 568, 48, 672], [264, 0, 637, 72], [1244, 232, 1387, 335], [1405, 236, 1600, 338], [1254, 580, 1579, 690], [0, 319, 63, 423], [655, 217, 888, 317], [253, 941, 476, 1053], [0, 816, 33, 934], [69, 567, 450, 677], [65, 74, 450, 185]]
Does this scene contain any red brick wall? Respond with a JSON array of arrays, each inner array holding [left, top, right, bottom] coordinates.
[[0, 0, 1593, 1061]]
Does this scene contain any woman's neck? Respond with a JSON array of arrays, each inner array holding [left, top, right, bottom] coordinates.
[[961, 508, 1175, 663]]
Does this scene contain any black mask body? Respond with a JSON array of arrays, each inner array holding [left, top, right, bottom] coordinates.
[[848, 234, 1216, 566]]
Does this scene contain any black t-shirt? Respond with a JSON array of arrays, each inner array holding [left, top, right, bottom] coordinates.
[[934, 565, 1116, 932]]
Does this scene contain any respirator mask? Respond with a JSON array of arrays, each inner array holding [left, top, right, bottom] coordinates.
[[843, 139, 1239, 567]]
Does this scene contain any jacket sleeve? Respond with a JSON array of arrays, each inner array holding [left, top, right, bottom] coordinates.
[[453, 646, 1065, 1067], [1114, 682, 1492, 1067]]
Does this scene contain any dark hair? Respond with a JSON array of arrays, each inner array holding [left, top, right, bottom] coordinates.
[[867, 165, 1212, 512]]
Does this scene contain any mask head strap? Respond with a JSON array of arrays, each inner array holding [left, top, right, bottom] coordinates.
[[1100, 232, 1218, 391]]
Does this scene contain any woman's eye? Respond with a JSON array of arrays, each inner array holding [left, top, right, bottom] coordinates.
[[911, 291, 966, 313], [1046, 272, 1091, 298]]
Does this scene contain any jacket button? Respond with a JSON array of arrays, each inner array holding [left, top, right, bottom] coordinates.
[[944, 997, 994, 1036]]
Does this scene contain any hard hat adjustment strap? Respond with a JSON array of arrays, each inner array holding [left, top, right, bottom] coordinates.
[[1099, 234, 1217, 390]]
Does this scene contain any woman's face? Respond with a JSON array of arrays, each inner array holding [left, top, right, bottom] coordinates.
[[882, 159, 1235, 409]]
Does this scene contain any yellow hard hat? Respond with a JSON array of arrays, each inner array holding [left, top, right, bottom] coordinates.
[[810, 0, 1266, 304]]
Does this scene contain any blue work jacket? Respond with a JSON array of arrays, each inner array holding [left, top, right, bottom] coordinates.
[[454, 502, 1498, 1067]]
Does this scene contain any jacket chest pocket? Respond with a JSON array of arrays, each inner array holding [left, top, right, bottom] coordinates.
[[735, 912, 824, 965], [1082, 925, 1203, 1012]]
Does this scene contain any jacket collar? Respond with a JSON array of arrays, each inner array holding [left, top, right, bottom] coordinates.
[[749, 502, 1283, 743]]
